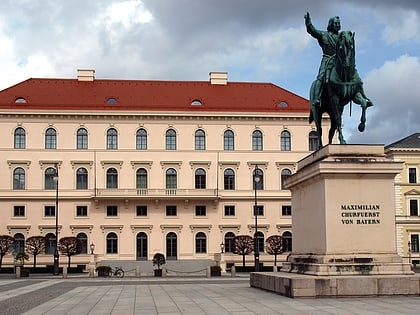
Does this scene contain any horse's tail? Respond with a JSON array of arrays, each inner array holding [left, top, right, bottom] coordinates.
[[309, 110, 314, 124]]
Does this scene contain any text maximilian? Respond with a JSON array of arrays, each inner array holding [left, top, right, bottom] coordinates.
[[341, 204, 380, 211]]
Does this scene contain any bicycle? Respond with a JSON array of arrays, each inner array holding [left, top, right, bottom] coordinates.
[[109, 266, 124, 278]]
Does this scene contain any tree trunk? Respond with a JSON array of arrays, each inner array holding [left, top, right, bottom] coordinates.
[[33, 255, 37, 268], [242, 253, 246, 267], [68, 255, 71, 268]]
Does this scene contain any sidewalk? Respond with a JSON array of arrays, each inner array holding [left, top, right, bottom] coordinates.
[[0, 275, 419, 314]]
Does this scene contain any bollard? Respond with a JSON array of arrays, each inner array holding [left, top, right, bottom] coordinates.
[[136, 266, 141, 278], [63, 266, 68, 278], [16, 266, 21, 279], [231, 265, 236, 277], [206, 266, 211, 278], [273, 265, 277, 273], [89, 267, 95, 278]]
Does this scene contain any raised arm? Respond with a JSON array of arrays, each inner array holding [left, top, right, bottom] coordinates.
[[304, 12, 322, 39]]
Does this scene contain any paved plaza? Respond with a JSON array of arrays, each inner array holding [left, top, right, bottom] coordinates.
[[0, 275, 420, 314]]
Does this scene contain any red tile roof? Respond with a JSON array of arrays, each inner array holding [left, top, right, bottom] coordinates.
[[0, 78, 309, 113]]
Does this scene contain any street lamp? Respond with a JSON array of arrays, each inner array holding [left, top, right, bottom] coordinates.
[[53, 164, 59, 276], [90, 242, 95, 255], [220, 242, 225, 254], [408, 241, 412, 268], [253, 165, 261, 272]]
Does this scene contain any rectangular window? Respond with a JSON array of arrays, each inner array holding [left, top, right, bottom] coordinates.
[[106, 205, 118, 217], [224, 205, 235, 216], [13, 205, 25, 217], [136, 205, 148, 216], [166, 205, 177, 216], [409, 168, 417, 184], [44, 205, 55, 217], [410, 234, 419, 253], [76, 206, 88, 217], [195, 205, 206, 216], [410, 200, 419, 216], [253, 205, 264, 216], [282, 205, 292, 216]]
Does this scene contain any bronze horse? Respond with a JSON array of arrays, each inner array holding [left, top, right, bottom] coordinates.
[[309, 31, 372, 149]]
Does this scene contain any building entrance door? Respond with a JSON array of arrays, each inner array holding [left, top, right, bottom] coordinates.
[[136, 232, 148, 261], [166, 232, 177, 260]]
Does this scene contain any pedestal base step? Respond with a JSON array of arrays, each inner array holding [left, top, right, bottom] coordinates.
[[250, 272, 420, 298]]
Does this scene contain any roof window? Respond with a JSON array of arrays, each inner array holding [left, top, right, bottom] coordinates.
[[278, 101, 288, 108], [191, 99, 202, 106], [106, 97, 118, 104], [15, 97, 27, 103]]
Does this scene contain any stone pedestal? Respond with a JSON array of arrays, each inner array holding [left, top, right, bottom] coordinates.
[[250, 145, 419, 297]]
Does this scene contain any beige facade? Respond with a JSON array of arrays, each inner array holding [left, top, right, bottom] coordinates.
[[0, 72, 326, 269], [385, 134, 420, 266]]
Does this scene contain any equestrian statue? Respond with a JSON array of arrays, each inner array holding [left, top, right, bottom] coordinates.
[[305, 12, 373, 149]]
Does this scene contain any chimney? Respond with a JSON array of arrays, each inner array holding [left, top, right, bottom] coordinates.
[[77, 69, 95, 82], [209, 71, 228, 85]]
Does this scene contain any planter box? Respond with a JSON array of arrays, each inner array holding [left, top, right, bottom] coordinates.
[[154, 269, 162, 277]]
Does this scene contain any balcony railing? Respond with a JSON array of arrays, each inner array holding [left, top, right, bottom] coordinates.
[[95, 188, 218, 198]]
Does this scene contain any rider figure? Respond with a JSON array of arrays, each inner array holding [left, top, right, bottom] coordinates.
[[304, 12, 372, 108]]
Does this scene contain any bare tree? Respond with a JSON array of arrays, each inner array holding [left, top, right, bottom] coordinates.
[[233, 235, 254, 267], [58, 237, 82, 268], [266, 235, 286, 266], [26, 236, 46, 268], [0, 235, 14, 268]]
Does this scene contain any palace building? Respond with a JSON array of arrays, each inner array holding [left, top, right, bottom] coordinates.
[[385, 133, 420, 267], [0, 69, 326, 269]]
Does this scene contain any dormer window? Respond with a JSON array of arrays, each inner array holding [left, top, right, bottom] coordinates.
[[106, 97, 118, 104], [191, 99, 202, 106], [15, 97, 27, 103]]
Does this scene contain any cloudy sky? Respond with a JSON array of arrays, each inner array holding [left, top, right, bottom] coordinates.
[[0, 0, 419, 145]]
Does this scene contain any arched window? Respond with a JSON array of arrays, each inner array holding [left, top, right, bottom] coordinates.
[[14, 127, 26, 149], [136, 128, 147, 150], [253, 167, 264, 190], [107, 128, 118, 150], [223, 130, 234, 150], [45, 233, 56, 255], [224, 168, 235, 190], [252, 130, 263, 151], [77, 232, 88, 254], [106, 168, 118, 189], [106, 232, 118, 254], [195, 129, 206, 150], [282, 231, 292, 252], [280, 130, 291, 151], [195, 232, 207, 253], [166, 168, 177, 189], [13, 167, 25, 190], [166, 129, 176, 150], [224, 232, 235, 253], [255, 231, 265, 253], [195, 168, 206, 189], [76, 128, 88, 149], [281, 169, 292, 190], [45, 128, 57, 149], [76, 167, 88, 189], [136, 168, 148, 189], [45, 167, 57, 190], [13, 233, 25, 254], [309, 131, 318, 151]]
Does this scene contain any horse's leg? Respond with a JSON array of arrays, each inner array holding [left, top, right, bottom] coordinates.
[[337, 106, 346, 144], [354, 92, 367, 132]]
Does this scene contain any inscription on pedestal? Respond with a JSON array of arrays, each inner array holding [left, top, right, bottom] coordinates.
[[341, 204, 380, 225]]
